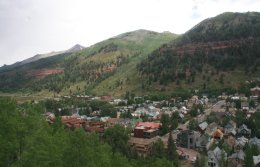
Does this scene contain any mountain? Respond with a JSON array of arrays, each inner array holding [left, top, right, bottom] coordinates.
[[66, 44, 85, 53], [0, 30, 177, 95], [179, 12, 260, 44], [6, 44, 85, 68], [1, 12, 260, 97], [14, 51, 65, 66], [137, 12, 260, 93]]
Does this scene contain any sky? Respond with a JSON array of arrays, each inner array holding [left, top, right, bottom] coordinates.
[[0, 0, 259, 66]]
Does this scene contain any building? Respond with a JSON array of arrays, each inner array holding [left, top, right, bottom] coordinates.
[[43, 112, 55, 124], [253, 155, 260, 166], [198, 121, 208, 134], [228, 150, 245, 167], [223, 135, 236, 149], [205, 122, 218, 136], [128, 137, 159, 155], [251, 86, 260, 96], [235, 136, 249, 150], [196, 134, 213, 151], [213, 129, 224, 140], [224, 120, 237, 136], [207, 147, 227, 167], [237, 124, 251, 138], [61, 115, 86, 129], [84, 121, 105, 134], [134, 122, 161, 138], [105, 118, 123, 128], [176, 130, 200, 149], [249, 137, 260, 149]]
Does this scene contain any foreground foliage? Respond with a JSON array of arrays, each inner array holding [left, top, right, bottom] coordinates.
[[0, 97, 176, 167]]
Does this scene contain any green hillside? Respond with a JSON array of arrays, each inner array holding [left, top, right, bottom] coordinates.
[[0, 30, 177, 97]]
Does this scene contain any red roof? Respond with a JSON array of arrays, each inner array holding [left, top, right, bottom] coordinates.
[[136, 122, 161, 129]]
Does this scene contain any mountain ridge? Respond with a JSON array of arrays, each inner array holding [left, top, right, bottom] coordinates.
[[2, 44, 85, 69], [0, 29, 177, 94], [0, 12, 259, 97]]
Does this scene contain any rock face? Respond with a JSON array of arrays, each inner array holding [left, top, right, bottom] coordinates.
[[26, 68, 64, 78]]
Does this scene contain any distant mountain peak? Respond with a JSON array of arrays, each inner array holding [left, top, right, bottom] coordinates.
[[4, 44, 85, 68], [66, 44, 85, 53]]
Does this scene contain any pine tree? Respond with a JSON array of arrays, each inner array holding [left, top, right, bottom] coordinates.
[[244, 145, 255, 167], [161, 113, 170, 135], [167, 132, 178, 167]]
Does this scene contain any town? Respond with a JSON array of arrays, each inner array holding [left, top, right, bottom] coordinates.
[[42, 86, 260, 167]]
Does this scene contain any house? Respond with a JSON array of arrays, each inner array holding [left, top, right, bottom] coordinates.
[[198, 121, 208, 133], [207, 147, 227, 167], [257, 105, 260, 112], [205, 122, 218, 136], [251, 86, 260, 96], [213, 129, 224, 140], [253, 155, 260, 166], [249, 137, 260, 149], [176, 130, 200, 149], [196, 134, 213, 151], [224, 120, 237, 136], [84, 121, 105, 134], [224, 135, 236, 149], [117, 118, 142, 129], [128, 136, 159, 155], [250, 95, 259, 104], [237, 124, 251, 138], [43, 112, 55, 124], [235, 136, 248, 150], [134, 122, 161, 138], [105, 118, 123, 128], [180, 106, 188, 115], [228, 150, 245, 167], [241, 102, 249, 111], [61, 115, 86, 129], [133, 107, 149, 117]]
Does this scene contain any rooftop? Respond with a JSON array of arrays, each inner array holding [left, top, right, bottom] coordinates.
[[136, 122, 161, 129]]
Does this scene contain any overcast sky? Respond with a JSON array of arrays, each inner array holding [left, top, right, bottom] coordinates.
[[0, 0, 259, 66]]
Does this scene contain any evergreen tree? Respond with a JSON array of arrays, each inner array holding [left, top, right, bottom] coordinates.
[[170, 112, 179, 130], [251, 144, 260, 156], [244, 145, 255, 167], [194, 155, 206, 167], [167, 132, 178, 167], [150, 139, 165, 158], [104, 125, 130, 155], [161, 113, 170, 135], [220, 151, 227, 167]]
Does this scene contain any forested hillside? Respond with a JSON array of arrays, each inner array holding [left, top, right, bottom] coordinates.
[[137, 12, 260, 93], [178, 12, 260, 44]]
